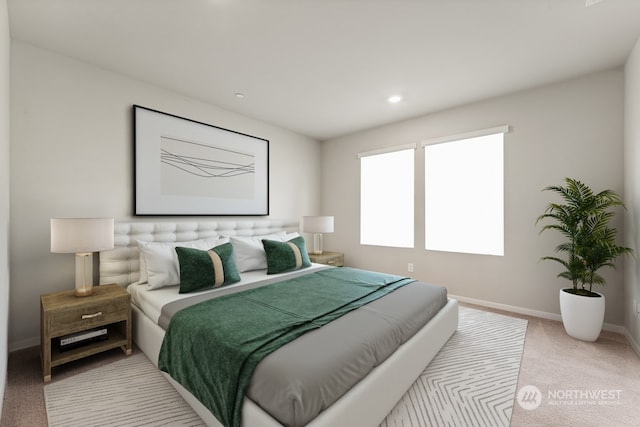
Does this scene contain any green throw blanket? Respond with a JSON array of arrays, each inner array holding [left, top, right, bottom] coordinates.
[[158, 267, 414, 427]]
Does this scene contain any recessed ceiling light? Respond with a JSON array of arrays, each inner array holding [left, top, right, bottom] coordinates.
[[388, 95, 402, 104], [234, 92, 245, 99]]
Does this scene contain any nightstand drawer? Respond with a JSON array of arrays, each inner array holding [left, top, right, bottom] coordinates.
[[324, 253, 344, 266], [48, 295, 129, 337]]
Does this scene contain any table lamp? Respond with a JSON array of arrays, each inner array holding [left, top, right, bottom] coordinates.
[[302, 216, 334, 255], [50, 218, 114, 296]]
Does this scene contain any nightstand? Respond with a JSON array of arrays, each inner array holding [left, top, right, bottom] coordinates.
[[308, 251, 344, 267], [40, 283, 132, 383]]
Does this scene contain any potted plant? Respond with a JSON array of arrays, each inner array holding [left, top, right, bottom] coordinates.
[[536, 177, 633, 342]]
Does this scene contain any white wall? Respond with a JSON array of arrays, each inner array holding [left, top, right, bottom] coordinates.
[[9, 41, 321, 349], [624, 36, 640, 352], [0, 0, 10, 417], [322, 69, 626, 325]]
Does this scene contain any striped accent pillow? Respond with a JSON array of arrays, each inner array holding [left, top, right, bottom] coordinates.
[[262, 236, 311, 274], [175, 243, 241, 293]]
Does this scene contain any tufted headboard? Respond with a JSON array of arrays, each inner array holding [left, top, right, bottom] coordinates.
[[99, 219, 299, 287]]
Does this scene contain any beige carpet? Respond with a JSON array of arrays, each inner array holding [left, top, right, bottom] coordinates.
[[508, 310, 640, 427]]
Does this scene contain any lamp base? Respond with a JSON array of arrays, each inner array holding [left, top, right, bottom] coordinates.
[[310, 233, 324, 255], [75, 252, 94, 297]]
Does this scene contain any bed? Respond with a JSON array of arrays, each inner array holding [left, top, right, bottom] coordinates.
[[99, 220, 458, 427]]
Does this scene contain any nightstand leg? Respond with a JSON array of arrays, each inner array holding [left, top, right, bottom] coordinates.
[[41, 310, 51, 383], [42, 340, 51, 383], [42, 345, 51, 383]]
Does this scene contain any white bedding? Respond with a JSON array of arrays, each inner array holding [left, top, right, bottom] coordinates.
[[128, 263, 328, 324]]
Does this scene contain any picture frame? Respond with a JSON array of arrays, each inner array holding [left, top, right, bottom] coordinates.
[[134, 105, 269, 215]]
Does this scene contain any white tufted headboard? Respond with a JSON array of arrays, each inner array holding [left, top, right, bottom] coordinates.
[[99, 220, 299, 287]]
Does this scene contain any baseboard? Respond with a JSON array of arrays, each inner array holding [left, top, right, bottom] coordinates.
[[450, 293, 562, 321], [623, 329, 640, 359], [449, 294, 626, 335]]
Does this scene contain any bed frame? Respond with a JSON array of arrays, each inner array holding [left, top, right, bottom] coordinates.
[[99, 220, 458, 427]]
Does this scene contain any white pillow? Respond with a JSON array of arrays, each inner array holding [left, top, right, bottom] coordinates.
[[229, 232, 287, 272], [138, 237, 228, 290], [286, 232, 300, 240]]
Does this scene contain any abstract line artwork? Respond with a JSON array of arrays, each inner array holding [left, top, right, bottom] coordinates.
[[160, 136, 255, 199], [161, 136, 255, 178], [134, 105, 269, 215]]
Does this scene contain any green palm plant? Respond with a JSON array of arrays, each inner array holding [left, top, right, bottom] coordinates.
[[536, 178, 633, 296]]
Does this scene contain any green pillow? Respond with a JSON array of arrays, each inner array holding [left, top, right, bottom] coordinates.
[[262, 236, 311, 274], [175, 243, 241, 293]]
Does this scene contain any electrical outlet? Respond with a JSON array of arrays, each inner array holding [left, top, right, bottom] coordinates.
[[407, 263, 414, 273]]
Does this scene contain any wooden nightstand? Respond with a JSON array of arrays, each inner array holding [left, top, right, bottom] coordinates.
[[40, 283, 132, 383], [308, 251, 344, 267]]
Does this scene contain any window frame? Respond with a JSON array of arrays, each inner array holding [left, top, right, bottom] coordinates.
[[421, 126, 508, 256], [358, 143, 416, 248]]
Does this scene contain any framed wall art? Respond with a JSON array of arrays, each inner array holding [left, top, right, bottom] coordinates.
[[134, 105, 269, 215]]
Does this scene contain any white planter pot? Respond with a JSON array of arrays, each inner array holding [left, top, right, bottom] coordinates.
[[559, 289, 605, 342]]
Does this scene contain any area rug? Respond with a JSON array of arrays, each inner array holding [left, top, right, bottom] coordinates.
[[44, 306, 527, 427], [44, 353, 206, 427], [381, 306, 528, 427]]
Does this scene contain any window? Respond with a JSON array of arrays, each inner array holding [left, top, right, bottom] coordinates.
[[423, 127, 506, 256], [359, 145, 415, 248]]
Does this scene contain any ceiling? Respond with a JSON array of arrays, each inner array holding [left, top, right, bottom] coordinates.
[[7, 0, 640, 140]]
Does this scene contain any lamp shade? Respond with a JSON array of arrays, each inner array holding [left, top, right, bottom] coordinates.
[[302, 216, 334, 234], [50, 218, 115, 253]]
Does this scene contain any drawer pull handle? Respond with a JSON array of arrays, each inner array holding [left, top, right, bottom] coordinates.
[[82, 312, 103, 319]]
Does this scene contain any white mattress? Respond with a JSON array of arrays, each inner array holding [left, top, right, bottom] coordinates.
[[128, 263, 328, 324]]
